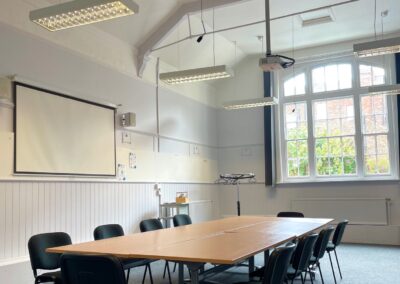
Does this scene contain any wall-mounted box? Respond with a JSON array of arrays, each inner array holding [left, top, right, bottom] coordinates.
[[121, 112, 136, 127]]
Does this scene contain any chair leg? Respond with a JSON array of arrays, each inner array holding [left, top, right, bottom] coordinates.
[[334, 249, 343, 279], [142, 265, 148, 284], [317, 262, 325, 284], [166, 261, 172, 284], [328, 252, 337, 284], [163, 261, 168, 279], [308, 268, 314, 284], [126, 268, 131, 283], [148, 264, 154, 284], [173, 262, 177, 273]]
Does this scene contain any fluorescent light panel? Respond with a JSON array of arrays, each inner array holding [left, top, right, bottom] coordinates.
[[368, 84, 400, 96], [30, 0, 139, 32], [223, 97, 278, 110], [354, 37, 400, 57], [159, 65, 233, 85]]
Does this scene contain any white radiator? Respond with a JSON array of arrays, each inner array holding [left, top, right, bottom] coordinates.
[[291, 198, 391, 225]]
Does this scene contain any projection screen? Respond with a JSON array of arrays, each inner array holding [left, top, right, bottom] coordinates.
[[14, 82, 116, 176]]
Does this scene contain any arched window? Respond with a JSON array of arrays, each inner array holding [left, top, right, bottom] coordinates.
[[284, 73, 306, 97], [312, 63, 352, 93]]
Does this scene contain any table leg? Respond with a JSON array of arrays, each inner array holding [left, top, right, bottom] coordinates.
[[264, 249, 270, 267], [186, 263, 205, 284], [248, 256, 255, 274], [178, 263, 184, 284]]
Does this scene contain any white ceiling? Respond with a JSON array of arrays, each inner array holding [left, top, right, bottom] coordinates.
[[29, 0, 400, 71]]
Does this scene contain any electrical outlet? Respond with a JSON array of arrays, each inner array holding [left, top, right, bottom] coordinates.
[[129, 152, 136, 169], [122, 131, 132, 144]]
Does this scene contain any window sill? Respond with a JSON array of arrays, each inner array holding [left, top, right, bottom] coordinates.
[[276, 178, 400, 187]]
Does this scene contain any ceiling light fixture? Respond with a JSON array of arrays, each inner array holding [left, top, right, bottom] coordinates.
[[354, 0, 398, 57], [368, 84, 400, 96], [159, 65, 233, 85], [223, 97, 278, 110], [30, 0, 139, 32], [354, 37, 400, 57]]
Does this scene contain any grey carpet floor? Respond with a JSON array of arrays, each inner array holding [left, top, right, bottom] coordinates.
[[127, 244, 400, 284]]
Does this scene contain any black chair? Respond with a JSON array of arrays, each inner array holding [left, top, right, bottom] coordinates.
[[139, 218, 164, 232], [93, 224, 153, 284], [139, 219, 172, 284], [60, 254, 126, 284], [286, 234, 318, 284], [173, 214, 192, 227], [326, 220, 348, 281], [277, 212, 305, 218], [236, 243, 296, 284], [28, 232, 72, 284], [309, 227, 335, 284], [172, 214, 193, 273]]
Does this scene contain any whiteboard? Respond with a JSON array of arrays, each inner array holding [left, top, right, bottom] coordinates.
[[14, 83, 116, 176]]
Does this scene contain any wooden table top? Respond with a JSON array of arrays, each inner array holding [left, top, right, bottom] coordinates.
[[47, 216, 333, 264]]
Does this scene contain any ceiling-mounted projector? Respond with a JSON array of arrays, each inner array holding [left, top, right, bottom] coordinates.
[[260, 0, 296, 72], [259, 54, 295, 72]]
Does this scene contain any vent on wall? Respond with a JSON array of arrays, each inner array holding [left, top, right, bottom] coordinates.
[[299, 8, 335, 27]]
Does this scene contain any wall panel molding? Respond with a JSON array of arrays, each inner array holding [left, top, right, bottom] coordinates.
[[0, 181, 219, 263]]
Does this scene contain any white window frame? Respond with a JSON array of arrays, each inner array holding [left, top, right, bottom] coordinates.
[[276, 55, 399, 183]]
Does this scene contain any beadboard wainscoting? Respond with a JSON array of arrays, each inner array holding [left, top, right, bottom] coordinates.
[[0, 181, 220, 264]]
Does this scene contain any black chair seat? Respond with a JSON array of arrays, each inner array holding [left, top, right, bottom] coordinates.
[[286, 264, 297, 278], [36, 270, 62, 283], [326, 241, 335, 251], [249, 267, 264, 278], [122, 258, 153, 269]]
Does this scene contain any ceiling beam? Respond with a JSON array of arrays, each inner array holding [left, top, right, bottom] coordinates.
[[136, 0, 252, 77]]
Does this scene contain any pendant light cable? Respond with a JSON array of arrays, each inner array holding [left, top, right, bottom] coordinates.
[[213, 8, 216, 66]]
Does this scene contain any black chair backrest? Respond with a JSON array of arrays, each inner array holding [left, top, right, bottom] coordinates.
[[313, 227, 335, 259], [292, 233, 318, 272], [94, 224, 124, 240], [277, 212, 305, 218], [263, 243, 296, 284], [173, 214, 192, 227], [332, 220, 349, 247], [140, 218, 163, 232], [61, 254, 126, 284], [28, 232, 72, 274]]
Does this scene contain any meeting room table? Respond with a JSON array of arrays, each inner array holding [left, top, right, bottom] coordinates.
[[47, 216, 333, 284]]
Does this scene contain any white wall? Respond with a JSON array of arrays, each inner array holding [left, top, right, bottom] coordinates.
[[215, 53, 400, 246], [0, 19, 220, 283]]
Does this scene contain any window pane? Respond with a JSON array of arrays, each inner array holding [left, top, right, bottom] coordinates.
[[339, 64, 352, 89], [360, 64, 385, 87], [313, 97, 356, 176], [325, 65, 339, 91], [361, 94, 388, 134], [316, 157, 329, 176], [284, 102, 309, 177], [284, 73, 306, 97], [360, 65, 372, 87], [312, 64, 352, 93], [372, 67, 385, 85], [363, 135, 390, 175], [312, 67, 325, 93]]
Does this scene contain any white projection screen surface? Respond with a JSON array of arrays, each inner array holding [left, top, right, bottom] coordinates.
[[14, 83, 116, 176]]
